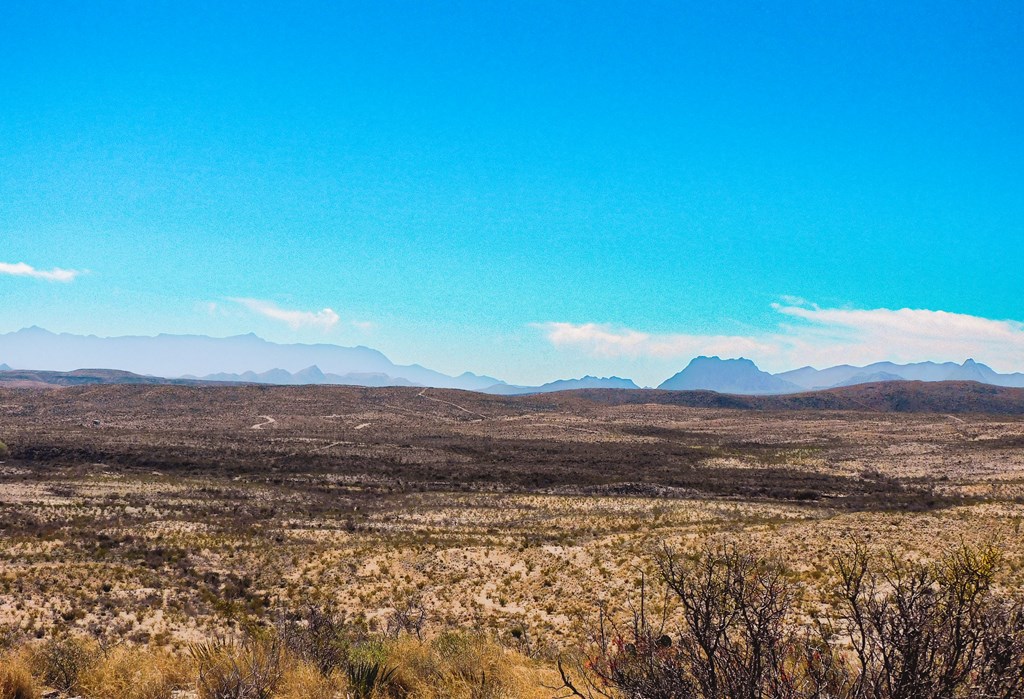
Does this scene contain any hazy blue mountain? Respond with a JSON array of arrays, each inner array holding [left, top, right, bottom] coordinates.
[[194, 365, 420, 387], [0, 363, 10, 371], [658, 356, 800, 394], [0, 327, 503, 390], [777, 359, 1024, 389], [484, 375, 640, 395], [832, 371, 906, 388]]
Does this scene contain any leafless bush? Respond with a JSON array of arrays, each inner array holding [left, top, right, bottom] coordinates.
[[558, 541, 1024, 699], [275, 602, 353, 676], [385, 593, 428, 641], [34, 634, 97, 693], [826, 540, 1024, 699]]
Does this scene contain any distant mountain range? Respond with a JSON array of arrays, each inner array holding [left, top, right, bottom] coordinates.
[[776, 358, 1024, 390], [657, 356, 1024, 394], [1, 328, 1023, 395], [193, 366, 421, 387], [0, 327, 501, 390], [484, 375, 640, 395]]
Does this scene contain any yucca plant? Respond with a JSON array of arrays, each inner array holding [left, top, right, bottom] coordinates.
[[345, 660, 396, 699], [190, 639, 282, 699]]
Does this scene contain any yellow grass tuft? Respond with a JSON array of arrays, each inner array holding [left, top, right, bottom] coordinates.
[[0, 650, 38, 699], [78, 646, 186, 699], [384, 632, 558, 699]]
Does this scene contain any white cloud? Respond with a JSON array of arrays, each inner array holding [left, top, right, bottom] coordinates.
[[771, 302, 1024, 372], [537, 302, 1024, 373], [0, 261, 83, 282], [536, 322, 778, 360], [229, 298, 340, 331]]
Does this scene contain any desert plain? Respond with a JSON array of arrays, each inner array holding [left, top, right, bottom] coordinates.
[[2, 383, 1024, 697]]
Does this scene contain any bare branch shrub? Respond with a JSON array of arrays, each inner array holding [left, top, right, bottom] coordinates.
[[385, 593, 428, 641], [558, 540, 1024, 699], [275, 602, 353, 676], [33, 634, 98, 694]]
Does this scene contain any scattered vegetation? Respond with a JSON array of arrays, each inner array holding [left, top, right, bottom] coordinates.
[[2, 385, 1024, 697]]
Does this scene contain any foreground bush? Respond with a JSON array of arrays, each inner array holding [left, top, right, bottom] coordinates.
[[31, 635, 97, 695], [557, 541, 1024, 699]]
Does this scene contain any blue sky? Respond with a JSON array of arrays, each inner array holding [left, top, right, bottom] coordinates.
[[1, 2, 1022, 385]]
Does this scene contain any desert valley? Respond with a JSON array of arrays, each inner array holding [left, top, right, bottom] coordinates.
[[3, 380, 1024, 697]]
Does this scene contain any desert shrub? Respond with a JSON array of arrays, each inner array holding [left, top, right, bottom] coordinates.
[[78, 646, 185, 699], [824, 540, 1024, 699], [191, 638, 282, 699], [0, 650, 37, 699], [558, 541, 1024, 699], [276, 602, 354, 676], [0, 441, 8, 459], [559, 542, 799, 699], [33, 634, 98, 693]]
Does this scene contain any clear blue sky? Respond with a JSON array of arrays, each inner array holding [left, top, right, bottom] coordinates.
[[2, 2, 1022, 384]]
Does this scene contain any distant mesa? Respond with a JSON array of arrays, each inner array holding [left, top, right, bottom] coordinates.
[[658, 356, 799, 395], [0, 367, 206, 387]]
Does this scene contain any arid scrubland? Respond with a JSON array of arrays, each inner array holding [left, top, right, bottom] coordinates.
[[2, 384, 1024, 697]]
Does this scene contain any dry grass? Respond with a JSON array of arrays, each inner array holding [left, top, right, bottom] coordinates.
[[274, 661, 341, 699], [383, 633, 558, 699], [0, 649, 37, 699], [78, 646, 186, 699]]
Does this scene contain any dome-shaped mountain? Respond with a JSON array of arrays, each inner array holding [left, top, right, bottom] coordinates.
[[658, 356, 800, 395]]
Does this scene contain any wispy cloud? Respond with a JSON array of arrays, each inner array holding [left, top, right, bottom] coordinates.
[[537, 301, 1024, 373], [229, 298, 340, 331], [0, 261, 84, 282], [536, 322, 778, 359]]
